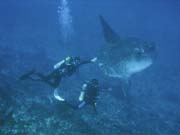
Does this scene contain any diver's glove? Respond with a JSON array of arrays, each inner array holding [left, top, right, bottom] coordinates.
[[91, 57, 98, 63]]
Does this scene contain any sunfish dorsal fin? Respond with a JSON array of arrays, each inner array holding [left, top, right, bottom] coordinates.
[[99, 15, 120, 44]]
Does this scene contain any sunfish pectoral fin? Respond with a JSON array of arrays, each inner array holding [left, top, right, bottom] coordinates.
[[99, 15, 120, 44]]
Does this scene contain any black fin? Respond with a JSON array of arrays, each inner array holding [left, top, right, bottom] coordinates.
[[19, 69, 35, 80], [99, 15, 120, 44]]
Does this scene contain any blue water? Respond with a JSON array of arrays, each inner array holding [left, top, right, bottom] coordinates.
[[0, 0, 180, 135]]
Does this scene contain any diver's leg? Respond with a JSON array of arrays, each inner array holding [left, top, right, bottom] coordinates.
[[19, 69, 35, 80], [65, 102, 78, 110], [63, 101, 87, 110], [49, 75, 62, 88], [78, 101, 86, 109], [34, 72, 48, 80], [64, 101, 87, 110], [28, 76, 42, 81], [19, 69, 54, 85], [33, 72, 61, 88], [92, 103, 97, 114], [19, 70, 61, 88]]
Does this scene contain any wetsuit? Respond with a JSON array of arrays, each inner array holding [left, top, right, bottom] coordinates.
[[66, 81, 100, 113], [20, 58, 93, 88]]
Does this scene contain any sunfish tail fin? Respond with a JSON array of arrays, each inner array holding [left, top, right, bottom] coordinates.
[[99, 15, 120, 44]]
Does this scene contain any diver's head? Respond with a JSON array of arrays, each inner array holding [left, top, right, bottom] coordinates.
[[74, 56, 80, 61], [73, 56, 83, 66], [65, 56, 73, 65], [74, 56, 81, 63], [91, 79, 99, 86]]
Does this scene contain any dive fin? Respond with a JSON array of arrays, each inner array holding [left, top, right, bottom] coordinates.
[[99, 15, 120, 44], [19, 69, 35, 80], [54, 88, 65, 102]]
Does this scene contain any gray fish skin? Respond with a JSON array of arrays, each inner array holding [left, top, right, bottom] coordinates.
[[98, 15, 157, 79]]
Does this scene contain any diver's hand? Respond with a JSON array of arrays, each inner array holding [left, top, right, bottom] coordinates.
[[91, 57, 98, 63]]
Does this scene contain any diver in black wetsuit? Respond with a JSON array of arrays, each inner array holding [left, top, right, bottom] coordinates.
[[19, 56, 97, 88], [77, 79, 100, 113], [56, 79, 100, 113]]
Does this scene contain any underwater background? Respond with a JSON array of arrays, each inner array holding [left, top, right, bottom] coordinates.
[[0, 0, 180, 135]]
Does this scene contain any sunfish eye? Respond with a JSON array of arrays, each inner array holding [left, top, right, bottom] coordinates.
[[134, 48, 144, 54], [134, 48, 140, 52], [144, 43, 155, 52]]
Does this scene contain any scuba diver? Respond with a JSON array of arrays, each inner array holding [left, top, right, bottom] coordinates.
[[19, 56, 97, 89], [54, 79, 100, 113], [78, 79, 100, 113]]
